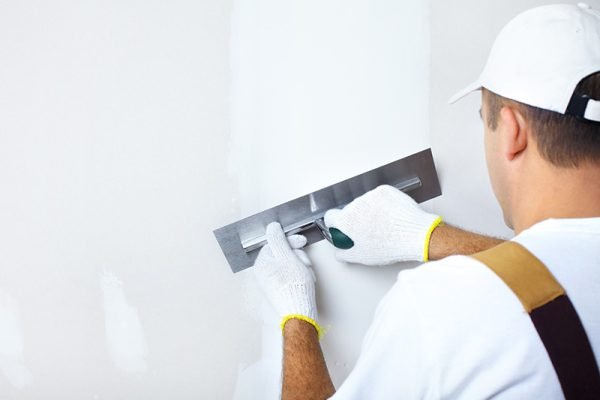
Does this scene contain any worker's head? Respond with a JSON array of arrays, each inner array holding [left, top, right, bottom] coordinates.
[[450, 3, 600, 230], [480, 74, 600, 229]]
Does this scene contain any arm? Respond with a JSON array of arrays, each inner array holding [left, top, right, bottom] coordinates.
[[253, 223, 335, 399], [282, 319, 335, 400], [324, 185, 507, 265], [428, 223, 505, 260], [276, 228, 499, 400]]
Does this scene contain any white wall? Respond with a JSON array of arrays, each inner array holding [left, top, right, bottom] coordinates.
[[1, 1, 597, 399], [0, 1, 252, 399]]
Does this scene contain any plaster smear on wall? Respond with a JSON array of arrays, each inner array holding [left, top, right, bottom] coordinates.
[[232, 302, 283, 400], [0, 291, 33, 389], [230, 0, 431, 396], [100, 271, 148, 374]]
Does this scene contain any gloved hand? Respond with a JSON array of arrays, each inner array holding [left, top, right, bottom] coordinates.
[[324, 185, 442, 265], [253, 222, 323, 337]]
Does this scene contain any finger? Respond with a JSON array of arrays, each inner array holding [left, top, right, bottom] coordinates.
[[294, 249, 312, 266], [375, 184, 396, 194], [335, 248, 383, 266], [265, 222, 295, 259], [287, 234, 308, 249], [324, 208, 343, 228], [253, 243, 274, 267], [377, 184, 418, 205], [256, 242, 272, 258], [334, 247, 358, 263]]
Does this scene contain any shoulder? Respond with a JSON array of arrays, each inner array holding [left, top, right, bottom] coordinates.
[[400, 254, 492, 286], [390, 255, 560, 397], [340, 254, 562, 399], [392, 254, 530, 340], [364, 254, 528, 341], [397, 255, 517, 307]]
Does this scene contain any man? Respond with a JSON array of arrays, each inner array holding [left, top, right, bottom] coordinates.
[[253, 4, 600, 399]]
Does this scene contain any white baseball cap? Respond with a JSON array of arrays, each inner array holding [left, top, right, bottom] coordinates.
[[450, 3, 600, 123]]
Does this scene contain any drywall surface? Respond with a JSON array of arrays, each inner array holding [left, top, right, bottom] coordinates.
[[0, 1, 255, 399], [228, 0, 431, 396]]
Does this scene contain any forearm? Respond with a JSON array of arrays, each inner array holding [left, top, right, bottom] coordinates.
[[428, 223, 505, 260], [282, 319, 335, 400]]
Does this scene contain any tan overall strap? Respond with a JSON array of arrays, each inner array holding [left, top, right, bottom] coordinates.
[[472, 241, 564, 312], [472, 241, 600, 399]]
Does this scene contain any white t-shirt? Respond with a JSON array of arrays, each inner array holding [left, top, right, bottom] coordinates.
[[331, 218, 600, 399]]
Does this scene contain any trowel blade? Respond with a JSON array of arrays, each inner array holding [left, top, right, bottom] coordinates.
[[213, 148, 442, 273]]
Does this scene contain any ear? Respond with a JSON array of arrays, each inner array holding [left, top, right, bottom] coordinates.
[[498, 106, 528, 161]]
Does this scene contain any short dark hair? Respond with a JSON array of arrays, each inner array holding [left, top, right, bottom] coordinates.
[[483, 72, 600, 168]]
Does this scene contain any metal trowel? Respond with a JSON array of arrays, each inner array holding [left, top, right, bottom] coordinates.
[[213, 148, 442, 273]]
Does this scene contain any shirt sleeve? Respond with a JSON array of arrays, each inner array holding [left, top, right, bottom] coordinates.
[[329, 270, 439, 400]]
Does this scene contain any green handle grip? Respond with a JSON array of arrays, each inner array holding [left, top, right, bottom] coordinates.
[[329, 228, 355, 249]]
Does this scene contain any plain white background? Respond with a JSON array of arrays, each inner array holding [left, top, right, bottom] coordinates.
[[0, 0, 597, 398]]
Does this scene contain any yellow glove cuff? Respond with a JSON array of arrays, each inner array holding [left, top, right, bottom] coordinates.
[[281, 314, 325, 340], [423, 216, 443, 262]]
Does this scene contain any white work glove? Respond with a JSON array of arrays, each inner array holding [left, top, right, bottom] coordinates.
[[324, 185, 442, 265], [253, 222, 322, 336]]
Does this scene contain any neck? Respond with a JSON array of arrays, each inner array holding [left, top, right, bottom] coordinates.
[[511, 161, 600, 234]]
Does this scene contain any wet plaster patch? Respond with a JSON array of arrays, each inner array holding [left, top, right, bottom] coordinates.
[[100, 271, 148, 374]]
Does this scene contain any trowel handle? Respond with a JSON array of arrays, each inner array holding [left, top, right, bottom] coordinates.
[[329, 228, 355, 249], [314, 218, 355, 249]]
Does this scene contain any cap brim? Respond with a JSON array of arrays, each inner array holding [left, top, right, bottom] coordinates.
[[448, 80, 482, 104]]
